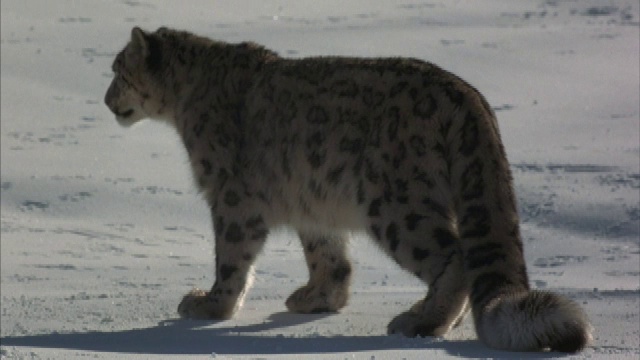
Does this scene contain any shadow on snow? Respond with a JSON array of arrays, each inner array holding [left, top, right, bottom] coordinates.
[[0, 312, 568, 359]]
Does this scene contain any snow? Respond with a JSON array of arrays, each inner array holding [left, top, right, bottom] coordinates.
[[1, 0, 638, 359]]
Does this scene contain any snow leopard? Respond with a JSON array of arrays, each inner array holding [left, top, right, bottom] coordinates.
[[104, 27, 592, 352]]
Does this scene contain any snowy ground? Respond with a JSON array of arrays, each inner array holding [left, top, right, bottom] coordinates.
[[1, 1, 639, 359]]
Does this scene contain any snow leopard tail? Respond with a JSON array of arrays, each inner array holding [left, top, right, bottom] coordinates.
[[448, 91, 592, 352], [473, 289, 592, 352]]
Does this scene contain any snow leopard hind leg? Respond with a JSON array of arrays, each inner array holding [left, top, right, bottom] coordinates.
[[368, 208, 470, 338]]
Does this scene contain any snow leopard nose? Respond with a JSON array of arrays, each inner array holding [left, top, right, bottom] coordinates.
[[104, 79, 120, 114]]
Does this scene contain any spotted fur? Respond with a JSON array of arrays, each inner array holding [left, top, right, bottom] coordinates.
[[105, 27, 592, 352]]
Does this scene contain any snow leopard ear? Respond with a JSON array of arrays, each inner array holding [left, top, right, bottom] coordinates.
[[125, 26, 154, 65], [128, 26, 163, 73], [126, 27, 150, 64]]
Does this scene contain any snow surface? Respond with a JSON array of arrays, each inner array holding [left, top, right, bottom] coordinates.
[[1, 0, 638, 359]]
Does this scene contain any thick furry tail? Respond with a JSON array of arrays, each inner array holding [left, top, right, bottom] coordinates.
[[474, 290, 593, 352], [447, 88, 593, 352]]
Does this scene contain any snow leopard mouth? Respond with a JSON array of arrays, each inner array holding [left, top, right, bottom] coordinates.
[[117, 109, 135, 118]]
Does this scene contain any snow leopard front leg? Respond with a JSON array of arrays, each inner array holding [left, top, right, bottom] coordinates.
[[286, 233, 352, 313], [178, 196, 269, 320]]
